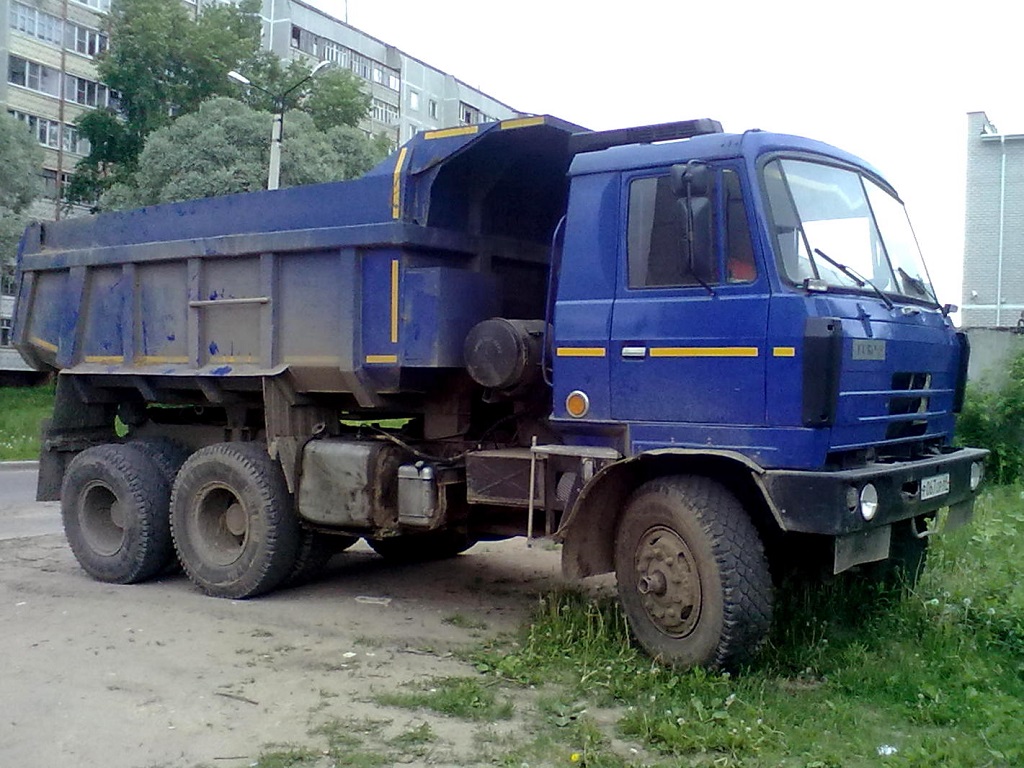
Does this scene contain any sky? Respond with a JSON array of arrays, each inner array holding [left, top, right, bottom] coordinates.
[[306, 0, 1024, 308]]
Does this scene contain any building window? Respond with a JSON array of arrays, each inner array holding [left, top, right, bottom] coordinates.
[[0, 318, 12, 348], [71, 0, 111, 9], [370, 98, 399, 125], [387, 73, 400, 91], [64, 73, 112, 108], [9, 110, 91, 155], [7, 56, 61, 98], [408, 90, 419, 111], [428, 100, 438, 120], [460, 102, 480, 126], [41, 169, 73, 200], [9, 2, 63, 45], [67, 23, 108, 57]]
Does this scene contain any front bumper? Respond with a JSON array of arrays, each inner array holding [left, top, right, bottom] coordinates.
[[761, 447, 989, 536]]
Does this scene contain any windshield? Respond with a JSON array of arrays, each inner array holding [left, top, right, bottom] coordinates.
[[762, 158, 937, 303]]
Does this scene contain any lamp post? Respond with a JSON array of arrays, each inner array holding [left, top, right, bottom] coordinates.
[[228, 60, 331, 191]]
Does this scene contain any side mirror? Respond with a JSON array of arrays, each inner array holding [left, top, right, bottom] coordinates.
[[670, 162, 711, 197]]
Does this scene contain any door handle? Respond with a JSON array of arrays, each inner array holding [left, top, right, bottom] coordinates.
[[621, 346, 647, 359]]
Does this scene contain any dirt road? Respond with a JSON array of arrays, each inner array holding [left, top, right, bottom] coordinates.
[[1, 519, 572, 768]]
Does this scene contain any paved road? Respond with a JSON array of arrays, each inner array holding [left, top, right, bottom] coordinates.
[[0, 467, 61, 540]]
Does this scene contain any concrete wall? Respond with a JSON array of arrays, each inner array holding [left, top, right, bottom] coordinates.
[[965, 327, 1024, 387], [962, 111, 1024, 328]]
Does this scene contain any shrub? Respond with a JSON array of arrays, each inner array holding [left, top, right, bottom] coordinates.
[[957, 348, 1024, 484]]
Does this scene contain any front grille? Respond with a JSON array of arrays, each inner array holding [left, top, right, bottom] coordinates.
[[885, 372, 931, 441]]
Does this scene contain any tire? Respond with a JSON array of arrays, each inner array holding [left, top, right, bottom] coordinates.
[[129, 437, 191, 486], [614, 476, 773, 670], [284, 530, 358, 588], [61, 443, 173, 584], [368, 529, 476, 563], [129, 437, 192, 572], [170, 442, 300, 599]]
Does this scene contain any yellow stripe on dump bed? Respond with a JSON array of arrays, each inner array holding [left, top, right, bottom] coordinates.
[[31, 336, 57, 352], [391, 146, 408, 220], [773, 346, 796, 357], [423, 125, 479, 140], [365, 354, 398, 364], [501, 116, 545, 130], [84, 356, 124, 364]]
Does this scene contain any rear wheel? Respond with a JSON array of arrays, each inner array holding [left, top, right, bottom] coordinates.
[[129, 437, 192, 572], [614, 476, 772, 670], [61, 444, 173, 584], [171, 442, 300, 598], [285, 529, 358, 587]]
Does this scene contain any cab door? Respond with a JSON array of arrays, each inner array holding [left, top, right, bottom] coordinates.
[[609, 164, 770, 425]]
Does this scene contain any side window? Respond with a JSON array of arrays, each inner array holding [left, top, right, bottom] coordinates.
[[627, 175, 716, 288], [724, 169, 756, 282]]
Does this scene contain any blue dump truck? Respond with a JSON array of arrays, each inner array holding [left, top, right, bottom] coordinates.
[[13, 116, 987, 669]]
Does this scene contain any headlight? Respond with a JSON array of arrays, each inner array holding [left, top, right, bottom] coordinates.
[[860, 483, 879, 521], [970, 461, 984, 491]]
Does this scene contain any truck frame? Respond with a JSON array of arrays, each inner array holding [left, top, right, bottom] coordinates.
[[13, 116, 987, 669]]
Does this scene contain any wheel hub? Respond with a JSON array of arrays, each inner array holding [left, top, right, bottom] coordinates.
[[634, 525, 701, 638], [193, 485, 248, 566], [80, 481, 126, 557]]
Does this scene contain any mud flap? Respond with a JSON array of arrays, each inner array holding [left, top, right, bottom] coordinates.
[[833, 525, 892, 575]]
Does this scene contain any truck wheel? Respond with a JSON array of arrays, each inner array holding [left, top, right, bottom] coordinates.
[[614, 476, 772, 670], [129, 437, 191, 486], [129, 437, 192, 571], [368, 530, 476, 562], [61, 444, 173, 584], [170, 442, 300, 599], [285, 530, 357, 587]]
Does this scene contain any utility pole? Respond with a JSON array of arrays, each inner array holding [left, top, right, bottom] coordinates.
[[54, 0, 69, 221]]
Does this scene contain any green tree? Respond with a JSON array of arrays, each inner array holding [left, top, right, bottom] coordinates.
[[100, 98, 388, 210], [70, 0, 263, 205], [0, 115, 43, 292]]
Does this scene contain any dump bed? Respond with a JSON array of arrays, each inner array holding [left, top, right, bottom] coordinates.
[[13, 116, 580, 406]]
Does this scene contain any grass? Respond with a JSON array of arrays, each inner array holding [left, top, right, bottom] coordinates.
[[373, 675, 514, 721], [0, 383, 53, 460], [468, 484, 1024, 767]]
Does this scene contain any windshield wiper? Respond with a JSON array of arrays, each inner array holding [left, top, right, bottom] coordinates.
[[897, 266, 941, 308], [812, 249, 894, 310]]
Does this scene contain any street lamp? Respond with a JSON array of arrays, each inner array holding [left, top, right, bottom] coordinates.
[[228, 60, 331, 191]]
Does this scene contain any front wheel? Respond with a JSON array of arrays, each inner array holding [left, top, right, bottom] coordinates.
[[614, 476, 772, 670]]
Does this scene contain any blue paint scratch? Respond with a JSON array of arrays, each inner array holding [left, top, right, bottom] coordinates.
[[209, 341, 219, 355], [211, 366, 231, 376]]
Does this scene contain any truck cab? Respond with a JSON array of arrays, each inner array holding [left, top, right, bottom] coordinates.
[[544, 122, 985, 665]]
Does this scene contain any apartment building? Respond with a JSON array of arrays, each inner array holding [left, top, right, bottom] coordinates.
[[2, 0, 112, 222], [269, 0, 523, 144], [962, 111, 1024, 329]]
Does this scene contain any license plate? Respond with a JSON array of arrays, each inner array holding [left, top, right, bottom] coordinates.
[[920, 473, 950, 500]]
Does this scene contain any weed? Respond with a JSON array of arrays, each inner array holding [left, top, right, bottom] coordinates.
[[374, 675, 513, 720], [442, 612, 489, 631], [252, 746, 319, 768]]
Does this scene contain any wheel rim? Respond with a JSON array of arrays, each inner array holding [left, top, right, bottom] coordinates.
[[79, 481, 126, 556], [633, 525, 702, 638], [191, 484, 249, 567]]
